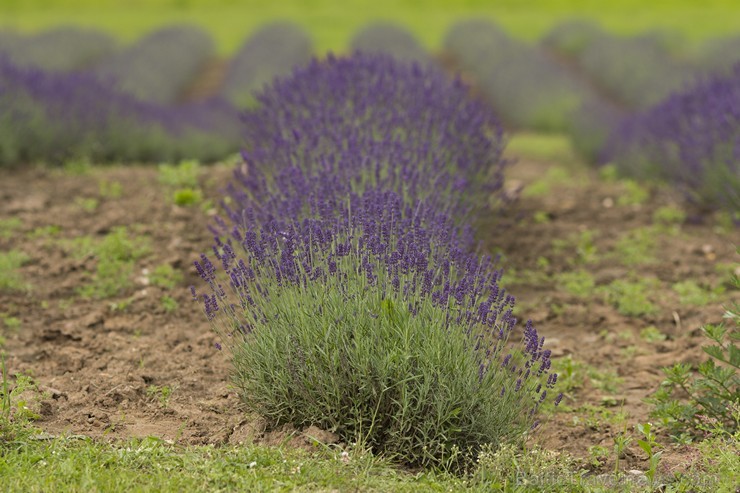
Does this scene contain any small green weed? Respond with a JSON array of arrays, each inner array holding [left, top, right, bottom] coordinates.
[[74, 197, 99, 213], [672, 280, 723, 306], [587, 444, 610, 468], [522, 166, 571, 198], [503, 267, 549, 286], [0, 217, 22, 239], [552, 229, 599, 264], [617, 179, 650, 206], [0, 250, 30, 292], [27, 224, 61, 239], [173, 188, 202, 206], [160, 295, 179, 313], [555, 270, 596, 298], [600, 278, 658, 317], [653, 205, 686, 226], [648, 315, 739, 438], [532, 210, 551, 224], [613, 227, 656, 266], [599, 164, 619, 182], [612, 430, 632, 474], [99, 179, 123, 199], [640, 326, 667, 343], [3, 316, 21, 330], [636, 422, 662, 489], [70, 228, 150, 299], [62, 158, 92, 175], [587, 366, 624, 394], [158, 159, 201, 188], [146, 385, 174, 408], [1, 356, 41, 438], [149, 264, 183, 290]]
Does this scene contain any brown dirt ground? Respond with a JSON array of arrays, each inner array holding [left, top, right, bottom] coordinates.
[[1, 152, 738, 476]]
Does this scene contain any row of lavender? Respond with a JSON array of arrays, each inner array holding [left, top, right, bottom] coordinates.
[[194, 53, 562, 468], [446, 20, 739, 214], [0, 24, 309, 165], [2, 21, 737, 111]]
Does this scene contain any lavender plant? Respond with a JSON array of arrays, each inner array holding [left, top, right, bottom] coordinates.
[[0, 56, 239, 165], [351, 23, 430, 64], [93, 25, 214, 104], [195, 188, 560, 468], [602, 64, 740, 212], [566, 99, 626, 162], [0, 27, 116, 72], [696, 36, 740, 75], [239, 53, 507, 217], [546, 24, 695, 110], [219, 23, 312, 107], [444, 19, 603, 132], [196, 53, 560, 469], [541, 19, 603, 58]]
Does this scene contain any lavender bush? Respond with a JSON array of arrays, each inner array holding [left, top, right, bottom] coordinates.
[[444, 19, 602, 132], [219, 23, 312, 107], [0, 56, 239, 165], [696, 36, 740, 75], [602, 64, 740, 212], [195, 53, 561, 468], [197, 186, 559, 468], [93, 25, 213, 104], [567, 99, 626, 163], [240, 53, 507, 217], [546, 24, 695, 110], [0, 27, 116, 72], [541, 19, 603, 58], [351, 23, 430, 64]]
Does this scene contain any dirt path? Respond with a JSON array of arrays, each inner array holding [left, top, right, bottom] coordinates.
[[1, 157, 737, 473]]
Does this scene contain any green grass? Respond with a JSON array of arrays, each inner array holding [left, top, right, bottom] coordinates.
[[0, 432, 735, 492], [2, 0, 740, 55]]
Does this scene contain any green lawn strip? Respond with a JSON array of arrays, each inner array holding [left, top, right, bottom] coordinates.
[[0, 432, 735, 492], [3, 0, 740, 55]]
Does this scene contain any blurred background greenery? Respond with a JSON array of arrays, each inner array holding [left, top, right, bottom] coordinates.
[[2, 0, 739, 54]]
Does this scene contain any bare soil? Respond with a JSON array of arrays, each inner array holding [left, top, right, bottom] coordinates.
[[1, 155, 738, 475]]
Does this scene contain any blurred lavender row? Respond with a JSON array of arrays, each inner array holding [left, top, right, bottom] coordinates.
[[219, 22, 313, 106], [350, 22, 431, 64], [0, 56, 240, 165], [444, 19, 603, 132], [0, 27, 116, 72], [92, 25, 214, 104], [602, 64, 740, 212], [542, 20, 696, 111]]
